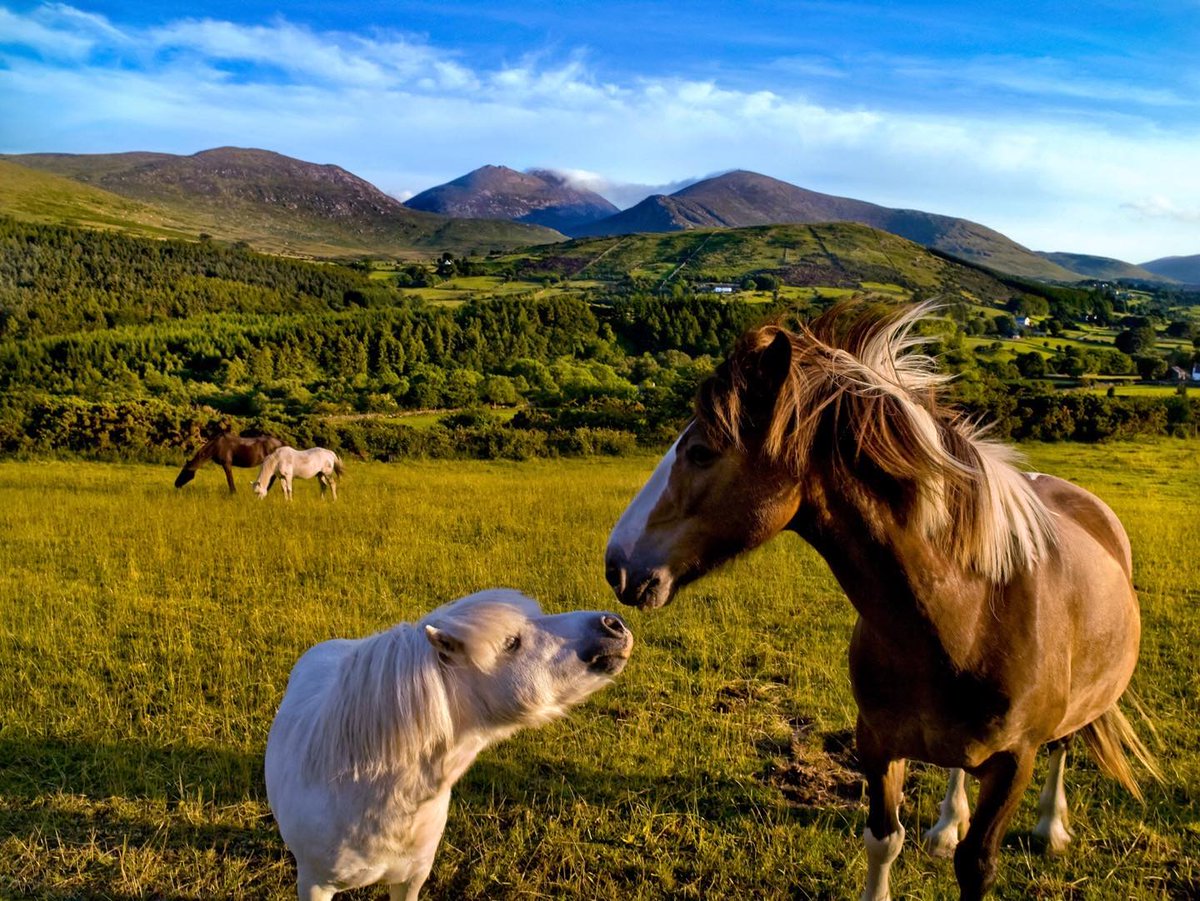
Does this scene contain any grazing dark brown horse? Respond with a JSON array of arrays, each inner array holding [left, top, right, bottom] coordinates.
[[604, 303, 1157, 900], [174, 431, 283, 493]]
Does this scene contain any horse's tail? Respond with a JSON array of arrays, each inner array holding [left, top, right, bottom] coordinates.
[[1079, 693, 1161, 802], [333, 454, 344, 477]]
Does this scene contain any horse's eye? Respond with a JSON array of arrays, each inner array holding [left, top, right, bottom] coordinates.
[[503, 633, 522, 653], [685, 443, 718, 468]]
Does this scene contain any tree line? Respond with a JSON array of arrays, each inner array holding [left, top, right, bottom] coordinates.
[[0, 217, 1196, 462]]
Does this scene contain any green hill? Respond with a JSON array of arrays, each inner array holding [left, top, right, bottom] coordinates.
[[0, 160, 204, 240], [502, 222, 1029, 306]]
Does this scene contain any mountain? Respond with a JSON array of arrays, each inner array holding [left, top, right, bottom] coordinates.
[[1034, 251, 1172, 283], [0, 148, 563, 257], [571, 170, 1082, 281], [1140, 254, 1200, 285], [405, 165, 619, 234]]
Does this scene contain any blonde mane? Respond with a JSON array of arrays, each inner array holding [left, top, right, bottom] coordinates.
[[698, 301, 1056, 582]]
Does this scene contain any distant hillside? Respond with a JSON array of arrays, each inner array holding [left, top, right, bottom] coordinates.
[[571, 170, 1083, 281], [405, 165, 618, 234], [0, 160, 203, 240], [1140, 254, 1200, 285], [0, 149, 563, 257], [1035, 251, 1170, 283], [507, 221, 1029, 307]]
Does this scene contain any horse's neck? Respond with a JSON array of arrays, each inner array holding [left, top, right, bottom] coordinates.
[[796, 478, 990, 658]]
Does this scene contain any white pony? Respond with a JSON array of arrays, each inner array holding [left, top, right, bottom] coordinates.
[[253, 446, 343, 501], [265, 588, 634, 901]]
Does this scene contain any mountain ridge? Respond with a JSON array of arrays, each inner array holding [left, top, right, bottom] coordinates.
[[0, 148, 564, 257]]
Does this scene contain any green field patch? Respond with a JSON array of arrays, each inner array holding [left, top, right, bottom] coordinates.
[[1, 444, 1195, 899]]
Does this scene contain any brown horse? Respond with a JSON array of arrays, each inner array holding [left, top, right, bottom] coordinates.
[[604, 303, 1157, 900], [174, 431, 283, 493]]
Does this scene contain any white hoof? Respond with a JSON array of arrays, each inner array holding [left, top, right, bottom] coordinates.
[[922, 822, 964, 858], [1032, 818, 1073, 855]]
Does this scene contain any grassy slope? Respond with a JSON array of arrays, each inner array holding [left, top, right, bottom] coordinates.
[[0, 159, 562, 259], [0, 444, 1195, 899], [505, 223, 1023, 306], [0, 160, 203, 240]]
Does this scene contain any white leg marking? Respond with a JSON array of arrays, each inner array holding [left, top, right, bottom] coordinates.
[[922, 767, 970, 858], [861, 821, 905, 901], [1033, 745, 1073, 854]]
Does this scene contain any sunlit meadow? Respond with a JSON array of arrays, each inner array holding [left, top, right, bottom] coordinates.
[[0, 441, 1196, 898]]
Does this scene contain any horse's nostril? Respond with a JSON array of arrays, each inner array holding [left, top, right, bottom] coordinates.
[[604, 560, 625, 593], [600, 614, 626, 636]]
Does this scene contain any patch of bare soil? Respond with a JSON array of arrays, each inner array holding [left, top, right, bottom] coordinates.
[[761, 717, 863, 809]]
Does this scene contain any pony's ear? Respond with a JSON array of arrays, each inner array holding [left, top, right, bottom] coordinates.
[[425, 625, 467, 666]]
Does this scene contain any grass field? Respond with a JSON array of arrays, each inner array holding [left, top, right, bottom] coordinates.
[[1, 442, 1197, 899]]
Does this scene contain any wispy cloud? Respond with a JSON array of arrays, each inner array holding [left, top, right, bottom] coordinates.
[[1, 3, 1198, 261]]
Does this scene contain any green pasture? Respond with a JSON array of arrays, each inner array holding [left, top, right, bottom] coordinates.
[[0, 443, 1197, 899]]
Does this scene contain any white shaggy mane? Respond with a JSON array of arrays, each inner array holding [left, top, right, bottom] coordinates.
[[303, 624, 453, 788], [699, 301, 1057, 582]]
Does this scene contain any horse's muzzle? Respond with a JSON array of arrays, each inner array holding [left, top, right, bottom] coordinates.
[[605, 550, 675, 610]]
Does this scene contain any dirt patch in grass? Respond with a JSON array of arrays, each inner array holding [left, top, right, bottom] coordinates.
[[760, 718, 862, 809]]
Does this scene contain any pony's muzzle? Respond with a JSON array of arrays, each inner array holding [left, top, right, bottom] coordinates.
[[584, 613, 634, 674]]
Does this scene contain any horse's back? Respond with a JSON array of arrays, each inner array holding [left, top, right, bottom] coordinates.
[[1027, 473, 1132, 578]]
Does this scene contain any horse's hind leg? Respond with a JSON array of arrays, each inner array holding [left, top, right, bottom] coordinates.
[[1032, 738, 1073, 854], [222, 461, 236, 494], [954, 749, 1035, 901], [923, 767, 971, 858], [317, 472, 328, 499], [858, 724, 907, 901]]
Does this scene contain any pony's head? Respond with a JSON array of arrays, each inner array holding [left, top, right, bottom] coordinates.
[[174, 468, 196, 488], [423, 589, 633, 728], [606, 302, 1053, 610]]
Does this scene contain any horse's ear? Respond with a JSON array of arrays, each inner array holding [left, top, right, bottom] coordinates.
[[756, 330, 793, 395], [425, 625, 467, 666]]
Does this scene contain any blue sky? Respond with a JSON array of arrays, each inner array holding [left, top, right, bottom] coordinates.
[[1, 0, 1197, 261]]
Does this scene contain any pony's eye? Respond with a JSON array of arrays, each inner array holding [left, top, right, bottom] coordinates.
[[685, 443, 718, 468], [502, 633, 522, 653]]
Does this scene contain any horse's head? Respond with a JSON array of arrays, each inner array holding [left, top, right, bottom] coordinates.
[[251, 478, 269, 498], [605, 328, 804, 610], [174, 468, 196, 488]]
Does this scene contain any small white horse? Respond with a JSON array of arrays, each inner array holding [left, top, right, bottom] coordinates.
[[253, 446, 343, 501], [265, 589, 634, 901]]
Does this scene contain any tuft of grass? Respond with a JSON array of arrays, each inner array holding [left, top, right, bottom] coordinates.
[[1, 443, 1197, 898]]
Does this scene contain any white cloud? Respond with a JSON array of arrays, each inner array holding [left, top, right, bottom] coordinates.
[[1, 4, 1198, 261]]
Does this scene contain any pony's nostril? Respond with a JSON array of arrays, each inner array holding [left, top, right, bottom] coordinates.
[[600, 614, 626, 636]]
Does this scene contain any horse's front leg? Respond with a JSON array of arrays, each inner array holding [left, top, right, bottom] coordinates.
[[283, 475, 293, 501], [222, 461, 236, 494], [1032, 739, 1073, 854], [923, 767, 971, 857], [858, 722, 907, 901], [954, 749, 1035, 900]]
